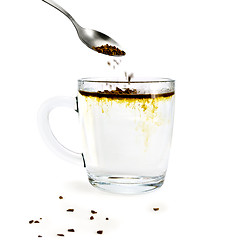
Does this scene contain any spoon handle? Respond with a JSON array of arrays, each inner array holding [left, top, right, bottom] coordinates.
[[42, 0, 81, 29]]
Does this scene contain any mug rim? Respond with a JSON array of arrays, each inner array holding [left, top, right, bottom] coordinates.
[[78, 77, 175, 84]]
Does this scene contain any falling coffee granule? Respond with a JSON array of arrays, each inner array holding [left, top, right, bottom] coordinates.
[[107, 59, 121, 69], [128, 73, 134, 83], [29, 220, 34, 224], [68, 229, 75, 232], [57, 234, 64, 237], [59, 196, 63, 199], [38, 235, 42, 238], [66, 209, 74, 212], [113, 59, 120, 65], [90, 216, 94, 220], [92, 44, 126, 56], [91, 210, 97, 214], [34, 221, 40, 223], [97, 230, 103, 234], [153, 208, 159, 211]]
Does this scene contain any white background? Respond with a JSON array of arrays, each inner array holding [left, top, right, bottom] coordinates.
[[1, 0, 240, 239]]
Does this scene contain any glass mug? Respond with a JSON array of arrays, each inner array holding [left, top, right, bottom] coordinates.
[[38, 77, 175, 194]]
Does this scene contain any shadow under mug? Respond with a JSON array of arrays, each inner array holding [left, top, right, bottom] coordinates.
[[38, 77, 175, 194]]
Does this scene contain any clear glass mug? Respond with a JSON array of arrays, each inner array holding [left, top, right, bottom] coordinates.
[[38, 77, 175, 194]]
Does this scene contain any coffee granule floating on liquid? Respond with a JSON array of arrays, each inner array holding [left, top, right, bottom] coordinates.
[[80, 88, 174, 99], [102, 87, 136, 95]]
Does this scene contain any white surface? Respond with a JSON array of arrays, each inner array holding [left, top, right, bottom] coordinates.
[[1, 0, 240, 239]]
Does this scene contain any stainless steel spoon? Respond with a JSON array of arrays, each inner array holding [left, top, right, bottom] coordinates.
[[42, 0, 123, 55]]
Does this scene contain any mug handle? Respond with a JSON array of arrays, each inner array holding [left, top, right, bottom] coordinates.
[[37, 96, 85, 166]]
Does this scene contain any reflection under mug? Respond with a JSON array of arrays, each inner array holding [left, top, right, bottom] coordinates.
[[38, 78, 175, 194]]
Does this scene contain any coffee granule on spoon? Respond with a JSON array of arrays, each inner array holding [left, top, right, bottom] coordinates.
[[92, 44, 125, 56], [66, 209, 74, 212]]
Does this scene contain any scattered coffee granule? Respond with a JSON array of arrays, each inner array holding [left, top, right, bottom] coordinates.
[[153, 208, 159, 211], [92, 44, 126, 56], [34, 221, 40, 223], [59, 196, 63, 199], [106, 218, 109, 220], [107, 61, 111, 66], [29, 220, 34, 224], [38, 235, 42, 238], [90, 216, 94, 220], [40, 218, 42, 220], [91, 210, 97, 214], [97, 230, 103, 234], [68, 229, 75, 232], [57, 234, 64, 237], [66, 209, 74, 212]]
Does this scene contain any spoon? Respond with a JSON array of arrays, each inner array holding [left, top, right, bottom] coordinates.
[[42, 0, 123, 55]]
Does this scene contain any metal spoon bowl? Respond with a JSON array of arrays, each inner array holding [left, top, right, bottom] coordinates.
[[42, 0, 122, 56]]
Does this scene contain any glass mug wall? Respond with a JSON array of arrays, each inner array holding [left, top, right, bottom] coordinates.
[[38, 78, 175, 194]]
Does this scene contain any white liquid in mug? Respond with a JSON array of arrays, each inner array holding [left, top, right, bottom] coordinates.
[[78, 90, 175, 193]]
